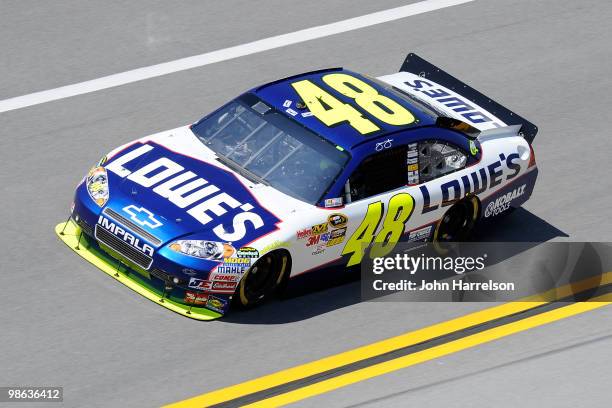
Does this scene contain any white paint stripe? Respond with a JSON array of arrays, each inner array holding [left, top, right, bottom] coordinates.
[[0, 0, 474, 113]]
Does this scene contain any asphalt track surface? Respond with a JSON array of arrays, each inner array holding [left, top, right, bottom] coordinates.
[[1, 1, 611, 407]]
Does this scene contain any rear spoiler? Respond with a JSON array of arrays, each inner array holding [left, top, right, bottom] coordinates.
[[399, 53, 538, 144]]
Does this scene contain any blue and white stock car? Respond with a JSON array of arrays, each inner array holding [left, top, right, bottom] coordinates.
[[57, 54, 538, 320]]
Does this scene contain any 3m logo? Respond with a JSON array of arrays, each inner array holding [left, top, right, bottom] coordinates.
[[123, 205, 163, 229]]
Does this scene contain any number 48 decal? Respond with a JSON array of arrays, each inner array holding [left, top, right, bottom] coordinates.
[[342, 193, 415, 266], [291, 73, 416, 135]]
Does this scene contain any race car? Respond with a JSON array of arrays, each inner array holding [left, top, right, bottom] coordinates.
[[56, 53, 539, 320]]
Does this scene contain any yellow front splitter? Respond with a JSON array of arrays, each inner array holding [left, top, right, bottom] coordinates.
[[55, 220, 222, 321]]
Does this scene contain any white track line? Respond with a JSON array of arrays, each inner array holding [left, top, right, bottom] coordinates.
[[0, 0, 474, 113]]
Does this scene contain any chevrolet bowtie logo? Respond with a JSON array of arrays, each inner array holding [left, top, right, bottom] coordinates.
[[123, 205, 163, 229]]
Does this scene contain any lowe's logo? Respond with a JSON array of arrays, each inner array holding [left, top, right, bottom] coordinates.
[[105, 143, 275, 242], [123, 205, 162, 229]]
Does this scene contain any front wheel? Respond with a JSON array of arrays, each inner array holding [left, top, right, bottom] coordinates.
[[237, 250, 290, 308]]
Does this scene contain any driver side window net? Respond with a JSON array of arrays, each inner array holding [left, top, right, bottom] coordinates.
[[417, 141, 467, 183], [349, 147, 407, 201]]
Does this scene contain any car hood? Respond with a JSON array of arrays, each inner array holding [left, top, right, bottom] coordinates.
[[101, 127, 300, 248]]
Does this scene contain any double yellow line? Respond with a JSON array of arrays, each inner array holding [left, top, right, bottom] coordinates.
[[165, 274, 612, 408]]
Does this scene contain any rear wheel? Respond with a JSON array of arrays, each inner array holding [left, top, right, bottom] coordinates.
[[237, 250, 290, 307], [433, 196, 479, 250]]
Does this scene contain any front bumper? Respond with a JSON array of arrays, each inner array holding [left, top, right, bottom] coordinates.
[[55, 220, 223, 321]]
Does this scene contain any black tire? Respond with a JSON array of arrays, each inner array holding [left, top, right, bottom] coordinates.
[[236, 250, 290, 308], [433, 196, 479, 252]]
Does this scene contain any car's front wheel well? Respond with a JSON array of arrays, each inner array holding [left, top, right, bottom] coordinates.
[[266, 248, 292, 291], [234, 248, 292, 308]]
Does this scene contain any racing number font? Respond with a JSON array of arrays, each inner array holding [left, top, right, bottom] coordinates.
[[291, 74, 416, 135], [342, 193, 415, 266]]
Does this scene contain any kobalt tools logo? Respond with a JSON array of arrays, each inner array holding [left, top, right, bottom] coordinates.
[[123, 205, 163, 229], [106, 143, 278, 242], [484, 184, 526, 217], [97, 216, 154, 256]]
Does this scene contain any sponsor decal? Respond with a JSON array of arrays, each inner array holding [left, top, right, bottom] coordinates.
[[484, 184, 526, 217], [307, 233, 330, 247], [236, 247, 259, 259], [306, 234, 320, 247], [105, 143, 279, 243], [215, 251, 255, 275], [469, 140, 479, 156], [216, 264, 248, 274], [327, 227, 347, 247], [297, 228, 312, 240], [96, 216, 155, 256], [327, 237, 344, 247], [324, 197, 343, 208], [208, 273, 239, 282], [207, 295, 227, 312], [408, 225, 433, 242], [223, 257, 251, 265], [328, 213, 348, 228], [311, 245, 326, 256], [188, 277, 212, 291], [420, 152, 522, 214], [306, 220, 343, 247], [87, 166, 109, 206], [311, 222, 328, 235], [185, 291, 208, 305], [122, 205, 163, 229], [398, 74, 504, 129], [407, 142, 419, 186], [375, 138, 393, 151], [330, 227, 347, 238], [212, 281, 238, 292]]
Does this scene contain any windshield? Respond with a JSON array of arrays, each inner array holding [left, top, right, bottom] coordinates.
[[191, 96, 349, 204]]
